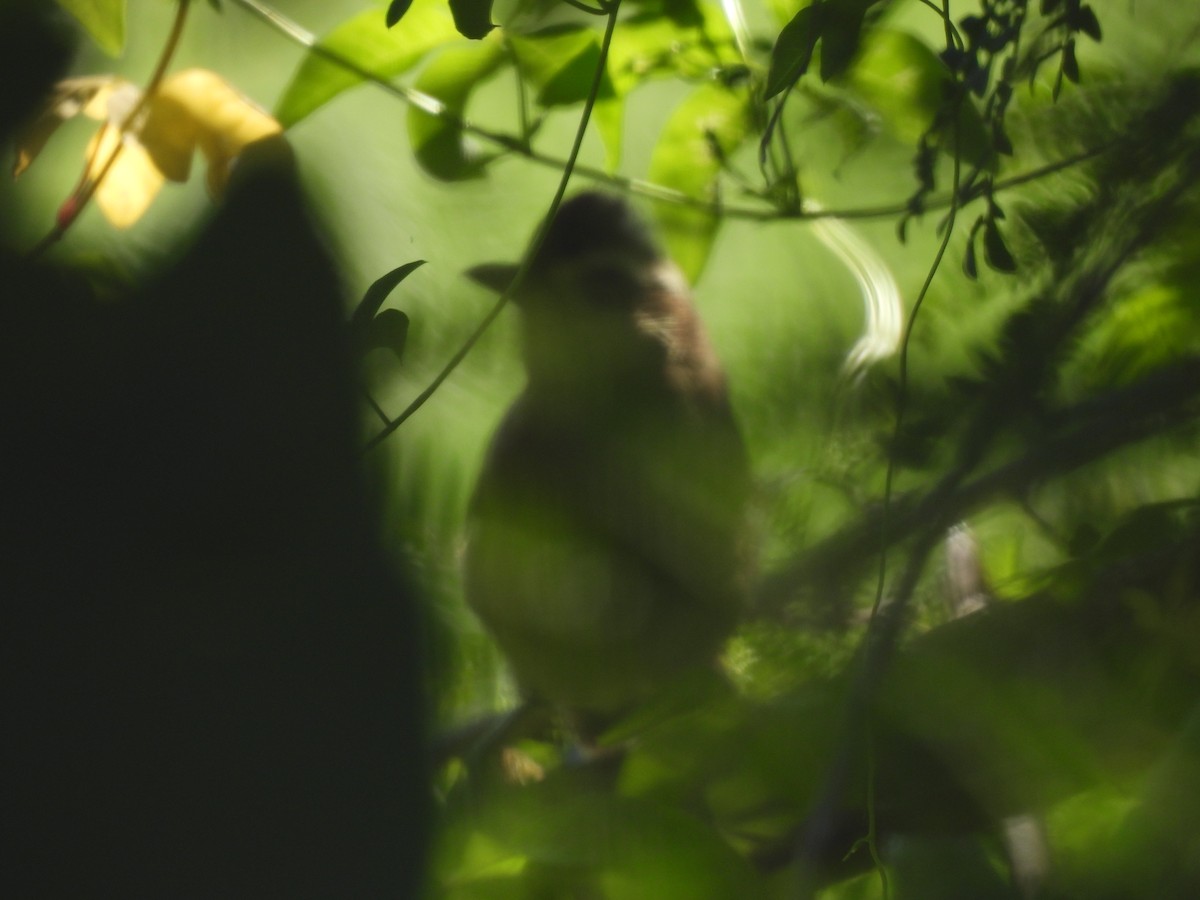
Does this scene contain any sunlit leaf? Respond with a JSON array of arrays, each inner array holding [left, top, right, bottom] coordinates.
[[1083, 283, 1200, 385], [55, 0, 126, 56], [606, 1, 739, 96], [510, 27, 598, 106], [648, 82, 753, 280], [407, 38, 506, 180], [87, 125, 165, 228], [847, 29, 992, 167], [437, 783, 762, 898], [275, 0, 459, 128], [510, 26, 623, 170], [18, 69, 284, 228], [149, 69, 284, 197], [845, 29, 950, 142]]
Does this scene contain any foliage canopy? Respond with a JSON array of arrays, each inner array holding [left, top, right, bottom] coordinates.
[[11, 0, 1200, 896]]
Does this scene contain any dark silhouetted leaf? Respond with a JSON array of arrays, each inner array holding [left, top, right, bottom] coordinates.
[[819, 3, 866, 81], [363, 309, 411, 361], [984, 221, 1017, 272], [765, 4, 818, 100], [449, 0, 495, 39], [1062, 40, 1079, 83], [994, 123, 1013, 155], [386, 0, 414, 27], [963, 233, 979, 279], [1074, 5, 1102, 42], [351, 260, 425, 335]]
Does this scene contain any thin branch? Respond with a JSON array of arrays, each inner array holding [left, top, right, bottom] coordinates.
[[361, 387, 390, 426], [29, 0, 192, 258], [757, 356, 1200, 613], [361, 1, 625, 450], [230, 0, 1107, 224]]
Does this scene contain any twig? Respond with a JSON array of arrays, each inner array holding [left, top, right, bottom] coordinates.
[[230, 0, 1107, 224], [361, 0, 625, 449], [28, 0, 192, 258]]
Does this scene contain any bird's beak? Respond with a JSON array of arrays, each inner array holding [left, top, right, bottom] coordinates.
[[466, 262, 520, 295]]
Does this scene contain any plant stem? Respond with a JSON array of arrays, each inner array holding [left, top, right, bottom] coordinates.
[[361, 1, 625, 449], [29, 0, 192, 258]]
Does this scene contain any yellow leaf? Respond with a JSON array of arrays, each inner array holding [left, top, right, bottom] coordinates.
[[14, 68, 285, 229], [150, 69, 284, 197], [87, 126, 164, 229]]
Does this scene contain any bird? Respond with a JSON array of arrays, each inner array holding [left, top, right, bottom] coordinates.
[[464, 191, 752, 735]]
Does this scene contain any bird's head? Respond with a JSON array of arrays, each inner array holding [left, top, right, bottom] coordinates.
[[468, 192, 661, 303], [467, 192, 693, 400]]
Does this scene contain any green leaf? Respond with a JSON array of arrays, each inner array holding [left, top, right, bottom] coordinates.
[[847, 29, 992, 168], [510, 27, 598, 106], [648, 82, 753, 281], [1084, 283, 1200, 385], [764, 3, 819, 100], [275, 0, 459, 128], [437, 783, 762, 898], [510, 26, 623, 170], [845, 29, 947, 143], [55, 0, 125, 56], [449, 0, 495, 39], [765, 0, 880, 97], [407, 39, 507, 180], [607, 1, 739, 96]]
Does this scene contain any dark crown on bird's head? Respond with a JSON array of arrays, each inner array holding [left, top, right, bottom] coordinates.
[[532, 192, 662, 270], [465, 192, 664, 298]]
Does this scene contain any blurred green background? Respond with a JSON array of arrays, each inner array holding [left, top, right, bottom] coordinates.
[[8, 1, 1200, 896]]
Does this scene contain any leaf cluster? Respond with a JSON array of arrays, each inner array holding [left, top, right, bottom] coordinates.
[[18, 0, 1200, 897]]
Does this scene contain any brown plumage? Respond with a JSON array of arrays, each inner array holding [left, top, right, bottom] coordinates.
[[465, 192, 751, 724]]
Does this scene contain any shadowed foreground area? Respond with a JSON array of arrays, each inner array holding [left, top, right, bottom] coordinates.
[[1, 12, 427, 893]]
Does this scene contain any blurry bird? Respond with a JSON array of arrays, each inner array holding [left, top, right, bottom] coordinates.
[[464, 192, 751, 734]]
